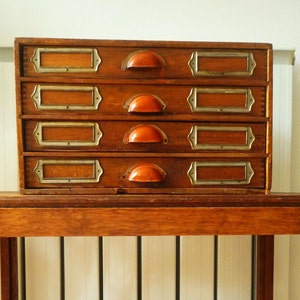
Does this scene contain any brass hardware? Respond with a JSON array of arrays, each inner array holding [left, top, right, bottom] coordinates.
[[30, 47, 101, 73], [188, 51, 256, 77], [33, 122, 102, 147], [188, 126, 255, 150], [187, 161, 254, 185], [34, 159, 103, 184], [187, 88, 255, 113], [31, 85, 102, 110]]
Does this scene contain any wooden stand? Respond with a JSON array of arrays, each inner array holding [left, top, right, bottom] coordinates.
[[1, 192, 300, 299]]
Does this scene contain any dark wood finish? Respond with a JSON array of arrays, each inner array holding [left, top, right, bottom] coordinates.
[[257, 236, 274, 300], [0, 238, 18, 300], [0, 193, 300, 236]]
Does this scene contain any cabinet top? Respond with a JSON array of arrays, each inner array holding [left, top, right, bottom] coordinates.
[[14, 37, 272, 50]]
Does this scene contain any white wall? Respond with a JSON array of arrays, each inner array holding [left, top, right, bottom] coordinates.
[[0, 0, 298, 48]]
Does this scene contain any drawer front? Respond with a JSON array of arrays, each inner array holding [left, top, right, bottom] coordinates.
[[21, 83, 267, 117], [24, 156, 266, 192], [22, 46, 269, 80], [24, 121, 266, 153]]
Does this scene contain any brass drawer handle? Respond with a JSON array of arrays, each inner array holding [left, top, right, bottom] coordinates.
[[124, 94, 166, 113], [187, 161, 254, 185], [187, 88, 255, 113], [34, 159, 103, 184], [121, 50, 166, 70], [188, 51, 256, 77], [123, 124, 168, 144], [31, 47, 101, 73], [127, 163, 166, 182], [33, 122, 102, 147], [31, 85, 102, 111], [188, 126, 255, 150]]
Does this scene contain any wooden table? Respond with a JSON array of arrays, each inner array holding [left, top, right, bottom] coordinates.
[[1, 192, 300, 299]]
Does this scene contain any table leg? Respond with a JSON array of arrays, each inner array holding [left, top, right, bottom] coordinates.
[[256, 235, 274, 300], [1, 238, 18, 300]]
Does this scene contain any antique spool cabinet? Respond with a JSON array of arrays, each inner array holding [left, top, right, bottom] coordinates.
[[15, 38, 272, 195]]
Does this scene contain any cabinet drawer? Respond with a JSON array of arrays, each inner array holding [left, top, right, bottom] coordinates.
[[23, 156, 266, 193], [21, 83, 267, 117], [21, 45, 269, 81], [23, 121, 266, 153]]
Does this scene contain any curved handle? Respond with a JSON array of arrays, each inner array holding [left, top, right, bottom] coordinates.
[[123, 124, 168, 144], [124, 94, 166, 113], [127, 163, 166, 182], [121, 50, 166, 70]]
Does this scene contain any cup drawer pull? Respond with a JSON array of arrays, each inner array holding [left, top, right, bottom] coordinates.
[[124, 94, 166, 113], [121, 50, 166, 70], [123, 124, 168, 144], [127, 163, 166, 182]]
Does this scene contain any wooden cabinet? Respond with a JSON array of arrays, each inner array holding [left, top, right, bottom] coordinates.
[[15, 38, 272, 195]]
